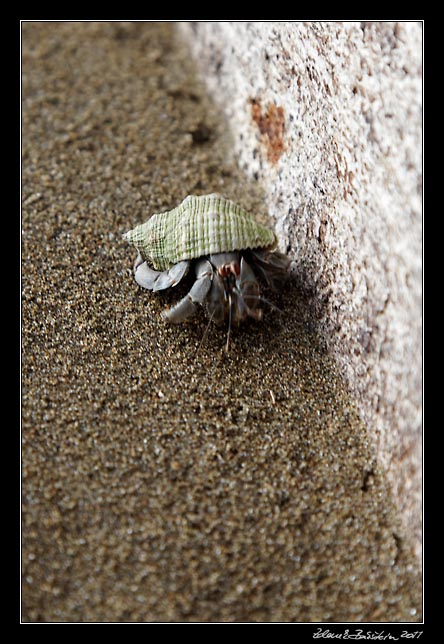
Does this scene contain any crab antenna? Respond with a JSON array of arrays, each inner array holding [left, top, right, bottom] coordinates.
[[195, 309, 216, 357], [225, 293, 233, 353]]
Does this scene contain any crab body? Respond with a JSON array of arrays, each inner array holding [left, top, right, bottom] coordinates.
[[124, 194, 290, 328]]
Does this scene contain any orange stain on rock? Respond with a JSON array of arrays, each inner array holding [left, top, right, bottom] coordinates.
[[250, 99, 286, 164]]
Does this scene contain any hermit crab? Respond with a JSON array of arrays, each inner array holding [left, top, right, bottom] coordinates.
[[124, 194, 290, 347]]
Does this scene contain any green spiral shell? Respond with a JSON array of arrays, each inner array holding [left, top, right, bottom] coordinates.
[[124, 194, 277, 271]]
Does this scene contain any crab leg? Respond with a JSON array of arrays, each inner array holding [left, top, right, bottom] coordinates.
[[249, 249, 291, 290], [161, 259, 213, 323], [235, 257, 262, 322]]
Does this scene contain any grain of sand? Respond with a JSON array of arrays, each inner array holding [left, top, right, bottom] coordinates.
[[22, 22, 422, 622]]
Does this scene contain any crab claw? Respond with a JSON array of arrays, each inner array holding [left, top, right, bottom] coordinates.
[[134, 260, 189, 291]]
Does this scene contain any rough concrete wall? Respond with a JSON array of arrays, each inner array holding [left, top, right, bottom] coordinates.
[[179, 21, 422, 559]]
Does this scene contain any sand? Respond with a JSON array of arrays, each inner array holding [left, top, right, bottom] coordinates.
[[21, 22, 422, 623]]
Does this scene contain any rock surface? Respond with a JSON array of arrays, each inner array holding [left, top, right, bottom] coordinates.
[[179, 21, 423, 560]]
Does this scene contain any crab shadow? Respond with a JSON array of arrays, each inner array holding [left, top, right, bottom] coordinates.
[[158, 267, 321, 366]]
